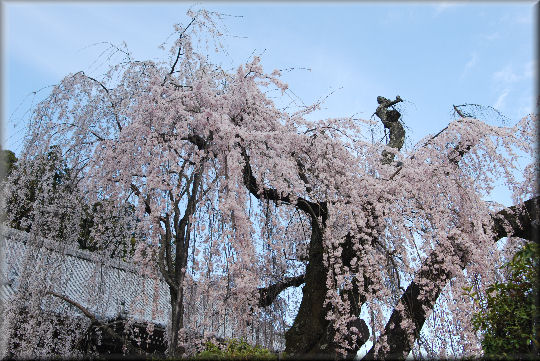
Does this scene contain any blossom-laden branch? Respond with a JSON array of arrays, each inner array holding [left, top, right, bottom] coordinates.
[[389, 112, 480, 180], [240, 147, 327, 222], [162, 16, 197, 86], [365, 195, 539, 360]]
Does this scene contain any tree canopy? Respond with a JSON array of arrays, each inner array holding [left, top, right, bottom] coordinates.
[[1, 9, 538, 360], [1, 146, 137, 256], [1, 149, 18, 179]]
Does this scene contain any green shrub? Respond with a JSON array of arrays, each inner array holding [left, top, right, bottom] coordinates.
[[465, 242, 539, 359], [194, 338, 277, 360]]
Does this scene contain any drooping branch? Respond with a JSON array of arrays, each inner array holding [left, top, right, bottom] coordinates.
[[80, 72, 123, 133], [258, 274, 305, 308], [180, 122, 323, 220], [130, 183, 152, 215], [46, 291, 141, 355], [180, 128, 324, 310], [453, 103, 511, 124], [389, 109, 477, 180], [364, 195, 540, 360]]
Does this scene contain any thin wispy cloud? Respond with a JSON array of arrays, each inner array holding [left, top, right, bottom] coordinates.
[[480, 32, 500, 42], [494, 89, 510, 110], [513, 13, 532, 25], [460, 52, 478, 80]]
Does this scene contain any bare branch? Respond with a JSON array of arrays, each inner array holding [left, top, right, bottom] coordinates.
[[46, 291, 141, 354], [453, 104, 466, 118], [46, 291, 99, 321], [258, 274, 305, 307], [89, 130, 105, 142], [169, 46, 183, 76]]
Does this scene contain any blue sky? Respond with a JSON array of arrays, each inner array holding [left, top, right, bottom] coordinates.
[[2, 1, 536, 167]]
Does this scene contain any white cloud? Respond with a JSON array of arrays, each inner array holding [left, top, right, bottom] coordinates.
[[493, 60, 535, 86], [493, 65, 520, 84], [522, 59, 536, 80], [493, 89, 510, 110], [480, 32, 500, 42], [491, 61, 535, 117], [433, 2, 461, 17], [460, 52, 478, 80]]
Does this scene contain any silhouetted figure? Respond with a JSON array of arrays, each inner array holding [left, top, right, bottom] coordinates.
[[375, 95, 404, 164]]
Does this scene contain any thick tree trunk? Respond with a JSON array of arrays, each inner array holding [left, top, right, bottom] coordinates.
[[284, 217, 332, 358], [284, 220, 370, 359], [168, 283, 185, 357]]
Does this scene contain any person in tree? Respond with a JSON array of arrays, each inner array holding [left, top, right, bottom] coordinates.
[[375, 95, 405, 164]]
